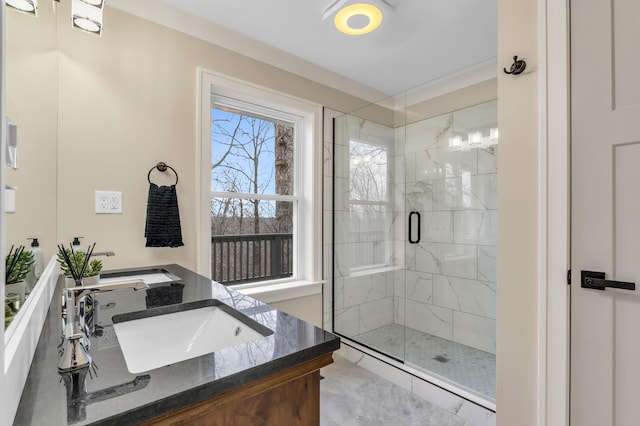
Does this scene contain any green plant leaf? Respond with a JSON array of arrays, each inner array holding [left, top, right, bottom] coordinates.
[[56, 247, 103, 278], [5, 249, 35, 285]]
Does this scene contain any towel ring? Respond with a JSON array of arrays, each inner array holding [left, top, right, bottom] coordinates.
[[148, 162, 179, 186]]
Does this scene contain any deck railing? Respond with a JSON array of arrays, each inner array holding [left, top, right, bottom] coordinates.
[[211, 233, 293, 284]]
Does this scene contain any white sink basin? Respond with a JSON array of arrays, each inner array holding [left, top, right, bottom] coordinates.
[[112, 300, 273, 373], [100, 268, 180, 285]]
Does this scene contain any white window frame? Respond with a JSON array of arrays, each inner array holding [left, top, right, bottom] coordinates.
[[197, 68, 323, 297], [210, 95, 302, 282]]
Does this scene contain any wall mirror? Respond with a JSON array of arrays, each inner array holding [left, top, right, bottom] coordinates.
[[4, 1, 58, 338]]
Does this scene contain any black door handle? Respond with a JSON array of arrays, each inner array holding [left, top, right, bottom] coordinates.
[[408, 211, 420, 244], [581, 270, 636, 291]]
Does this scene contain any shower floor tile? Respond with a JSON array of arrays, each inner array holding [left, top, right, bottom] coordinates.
[[354, 323, 496, 399]]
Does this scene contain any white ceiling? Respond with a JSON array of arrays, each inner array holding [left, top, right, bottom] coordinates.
[[112, 0, 497, 98]]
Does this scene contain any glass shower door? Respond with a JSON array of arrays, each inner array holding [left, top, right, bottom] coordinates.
[[331, 99, 497, 402], [332, 110, 406, 362], [401, 100, 498, 399]]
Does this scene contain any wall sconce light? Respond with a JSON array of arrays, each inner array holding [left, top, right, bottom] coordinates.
[[449, 135, 462, 151], [72, 0, 104, 35], [468, 131, 483, 147], [6, 0, 106, 35], [490, 128, 499, 144], [5, 0, 37, 15]]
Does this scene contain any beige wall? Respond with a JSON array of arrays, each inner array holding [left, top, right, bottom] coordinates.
[[270, 294, 323, 327], [52, 3, 378, 272], [496, 0, 539, 424], [402, 79, 498, 125], [5, 2, 57, 260], [341, 78, 498, 129]]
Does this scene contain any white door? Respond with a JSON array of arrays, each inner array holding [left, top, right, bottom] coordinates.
[[571, 0, 640, 425]]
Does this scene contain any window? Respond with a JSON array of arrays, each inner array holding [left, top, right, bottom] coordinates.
[[210, 97, 299, 284], [197, 70, 322, 292]]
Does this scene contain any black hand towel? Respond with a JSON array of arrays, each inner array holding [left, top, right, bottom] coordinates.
[[145, 183, 184, 247], [145, 283, 185, 308]]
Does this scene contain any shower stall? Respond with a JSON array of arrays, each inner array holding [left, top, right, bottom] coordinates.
[[332, 99, 497, 402]]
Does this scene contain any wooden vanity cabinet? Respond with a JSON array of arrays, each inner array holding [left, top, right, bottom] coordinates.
[[141, 354, 333, 426]]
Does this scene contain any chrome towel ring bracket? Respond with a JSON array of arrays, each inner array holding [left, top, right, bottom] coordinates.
[[147, 162, 179, 186]]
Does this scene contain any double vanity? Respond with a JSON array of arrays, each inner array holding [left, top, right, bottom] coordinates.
[[13, 265, 339, 425]]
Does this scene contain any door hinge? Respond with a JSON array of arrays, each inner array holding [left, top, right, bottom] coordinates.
[[567, 269, 571, 285]]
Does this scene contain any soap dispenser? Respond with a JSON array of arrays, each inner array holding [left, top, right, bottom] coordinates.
[[71, 236, 84, 252], [27, 238, 44, 279], [26, 238, 44, 292]]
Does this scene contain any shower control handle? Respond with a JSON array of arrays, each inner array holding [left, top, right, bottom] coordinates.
[[581, 270, 635, 291], [408, 211, 421, 244]]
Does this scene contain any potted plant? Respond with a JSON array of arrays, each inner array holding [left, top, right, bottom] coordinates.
[[57, 247, 103, 287], [5, 245, 35, 303], [82, 258, 103, 286]]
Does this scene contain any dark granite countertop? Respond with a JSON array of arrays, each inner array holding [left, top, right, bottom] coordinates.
[[13, 264, 339, 425]]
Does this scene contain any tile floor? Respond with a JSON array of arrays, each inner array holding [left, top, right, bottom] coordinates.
[[320, 355, 477, 426], [354, 323, 496, 398]]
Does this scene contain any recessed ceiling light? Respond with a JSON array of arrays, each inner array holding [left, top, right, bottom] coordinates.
[[334, 3, 382, 35]]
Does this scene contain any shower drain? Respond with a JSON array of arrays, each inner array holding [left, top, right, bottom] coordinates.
[[433, 355, 450, 363]]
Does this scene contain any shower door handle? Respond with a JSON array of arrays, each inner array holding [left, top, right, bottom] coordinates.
[[408, 211, 421, 244]]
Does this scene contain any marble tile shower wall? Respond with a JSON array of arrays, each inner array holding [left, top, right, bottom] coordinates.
[[324, 101, 497, 356], [397, 105, 498, 355], [329, 113, 398, 337]]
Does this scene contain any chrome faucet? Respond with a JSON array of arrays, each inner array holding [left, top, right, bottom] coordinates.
[[61, 368, 150, 424], [58, 279, 148, 372], [92, 251, 116, 257]]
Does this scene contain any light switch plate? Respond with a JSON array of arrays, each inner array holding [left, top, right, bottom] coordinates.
[[95, 191, 122, 214]]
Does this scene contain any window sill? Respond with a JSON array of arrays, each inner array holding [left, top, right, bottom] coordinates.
[[231, 279, 324, 304]]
